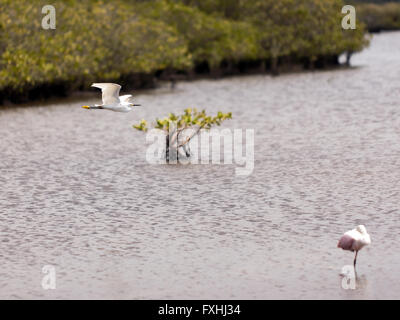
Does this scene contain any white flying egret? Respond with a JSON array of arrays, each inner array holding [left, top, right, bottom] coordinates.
[[337, 225, 371, 268], [82, 83, 141, 112]]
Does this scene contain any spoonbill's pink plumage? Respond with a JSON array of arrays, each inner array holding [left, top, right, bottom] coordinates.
[[338, 225, 371, 268]]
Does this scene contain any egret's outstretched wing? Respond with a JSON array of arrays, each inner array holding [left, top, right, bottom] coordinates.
[[119, 94, 134, 104], [91, 83, 121, 105]]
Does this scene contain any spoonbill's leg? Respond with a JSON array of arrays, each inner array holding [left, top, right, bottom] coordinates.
[[353, 250, 358, 268]]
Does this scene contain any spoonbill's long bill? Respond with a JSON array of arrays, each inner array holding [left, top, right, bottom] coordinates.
[[81, 83, 141, 112], [337, 225, 371, 268]]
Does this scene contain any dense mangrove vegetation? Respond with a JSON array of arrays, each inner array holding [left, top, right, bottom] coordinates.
[[355, 1, 400, 32], [0, 0, 368, 103]]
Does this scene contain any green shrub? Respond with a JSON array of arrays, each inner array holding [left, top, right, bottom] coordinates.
[[357, 2, 400, 32], [0, 0, 369, 99], [0, 0, 191, 92]]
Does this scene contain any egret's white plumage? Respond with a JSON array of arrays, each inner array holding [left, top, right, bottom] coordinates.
[[82, 83, 140, 112], [338, 225, 371, 268]]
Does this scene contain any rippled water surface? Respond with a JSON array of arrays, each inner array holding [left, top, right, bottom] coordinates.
[[1, 32, 400, 299]]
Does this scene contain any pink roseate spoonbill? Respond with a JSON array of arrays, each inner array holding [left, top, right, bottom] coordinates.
[[338, 225, 371, 268]]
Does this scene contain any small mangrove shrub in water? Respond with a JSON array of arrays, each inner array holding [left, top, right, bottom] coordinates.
[[133, 108, 232, 163]]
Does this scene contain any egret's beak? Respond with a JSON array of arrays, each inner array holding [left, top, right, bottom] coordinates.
[[81, 105, 90, 109], [133, 104, 141, 107]]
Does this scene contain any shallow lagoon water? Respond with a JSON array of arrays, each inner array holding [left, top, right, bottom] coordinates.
[[1, 32, 400, 299]]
